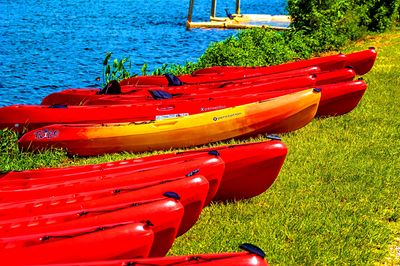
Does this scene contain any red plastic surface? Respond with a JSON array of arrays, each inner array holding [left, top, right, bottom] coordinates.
[[0, 197, 184, 257], [0, 222, 154, 264], [0, 176, 209, 237]]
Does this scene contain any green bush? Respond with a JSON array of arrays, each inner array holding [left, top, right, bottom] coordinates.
[[141, 1, 400, 76], [197, 29, 300, 67], [288, 0, 400, 38], [102, 52, 136, 85]]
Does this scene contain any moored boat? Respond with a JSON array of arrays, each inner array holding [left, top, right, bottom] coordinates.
[[191, 48, 376, 76]]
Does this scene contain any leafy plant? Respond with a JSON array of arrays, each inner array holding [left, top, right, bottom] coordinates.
[[102, 52, 135, 85], [288, 0, 400, 43], [141, 63, 149, 76]]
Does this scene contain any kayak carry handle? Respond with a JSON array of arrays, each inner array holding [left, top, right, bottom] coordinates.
[[239, 243, 266, 258], [266, 134, 281, 141], [163, 191, 181, 200], [208, 150, 220, 156], [186, 168, 200, 177], [144, 220, 154, 228]]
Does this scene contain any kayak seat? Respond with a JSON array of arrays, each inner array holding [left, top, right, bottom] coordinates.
[[148, 90, 173, 100], [98, 80, 121, 95], [164, 73, 184, 86]]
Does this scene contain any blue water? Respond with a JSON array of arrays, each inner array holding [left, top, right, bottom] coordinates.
[[0, 0, 287, 106]]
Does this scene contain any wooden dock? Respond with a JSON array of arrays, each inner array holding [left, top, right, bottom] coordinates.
[[186, 0, 290, 30], [210, 14, 291, 23], [186, 20, 289, 30]]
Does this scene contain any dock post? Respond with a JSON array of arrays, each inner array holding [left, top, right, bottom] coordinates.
[[187, 0, 194, 22], [187, 0, 195, 29], [211, 0, 217, 17], [235, 0, 240, 14]]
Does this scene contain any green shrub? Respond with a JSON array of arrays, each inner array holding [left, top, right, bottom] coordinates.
[[288, 0, 400, 39], [197, 29, 299, 67], [128, 1, 400, 77], [102, 52, 136, 85], [288, 0, 367, 50]]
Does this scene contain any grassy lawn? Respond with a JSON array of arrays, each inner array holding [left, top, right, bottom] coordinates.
[[0, 29, 399, 264]]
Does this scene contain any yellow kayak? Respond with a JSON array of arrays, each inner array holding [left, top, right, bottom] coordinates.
[[19, 89, 321, 156]]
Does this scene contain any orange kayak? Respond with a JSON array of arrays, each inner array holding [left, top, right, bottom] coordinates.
[[19, 89, 321, 156]]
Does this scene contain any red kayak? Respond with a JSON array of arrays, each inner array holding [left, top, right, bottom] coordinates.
[[118, 54, 347, 86], [0, 76, 316, 133], [0, 177, 209, 236], [35, 243, 269, 266], [0, 153, 223, 192], [343, 47, 377, 75], [0, 195, 184, 257], [0, 154, 223, 203], [39, 66, 353, 107], [40, 72, 317, 106], [0, 139, 287, 202], [192, 48, 376, 76], [0, 222, 155, 265], [119, 64, 322, 86]]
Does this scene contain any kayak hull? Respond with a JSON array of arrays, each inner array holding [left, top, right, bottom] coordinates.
[[317, 79, 367, 116]]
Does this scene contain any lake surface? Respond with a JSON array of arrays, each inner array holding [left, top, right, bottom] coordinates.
[[0, 0, 287, 106]]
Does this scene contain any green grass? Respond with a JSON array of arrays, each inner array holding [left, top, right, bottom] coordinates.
[[1, 30, 399, 264]]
